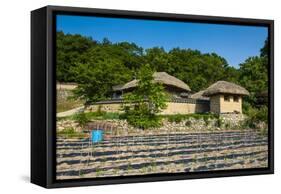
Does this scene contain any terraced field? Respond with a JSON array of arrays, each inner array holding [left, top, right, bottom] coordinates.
[[56, 130, 268, 180]]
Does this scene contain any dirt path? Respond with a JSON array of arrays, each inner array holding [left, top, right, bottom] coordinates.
[[57, 106, 84, 118]]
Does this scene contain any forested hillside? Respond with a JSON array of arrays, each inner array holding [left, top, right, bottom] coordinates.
[[56, 31, 268, 107]]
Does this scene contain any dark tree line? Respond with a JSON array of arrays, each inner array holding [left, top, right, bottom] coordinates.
[[57, 31, 268, 107]]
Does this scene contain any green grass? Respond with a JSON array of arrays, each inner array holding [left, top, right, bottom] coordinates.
[[86, 111, 121, 120], [58, 111, 121, 121], [57, 127, 86, 138]]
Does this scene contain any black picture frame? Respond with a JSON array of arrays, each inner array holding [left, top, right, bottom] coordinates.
[[31, 5, 274, 188]]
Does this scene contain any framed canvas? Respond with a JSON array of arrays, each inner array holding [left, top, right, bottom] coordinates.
[[31, 5, 274, 188]]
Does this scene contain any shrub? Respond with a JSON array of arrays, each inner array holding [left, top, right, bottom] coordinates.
[[73, 112, 90, 127], [96, 105, 106, 116], [77, 111, 120, 120], [126, 111, 162, 129], [203, 116, 209, 126], [242, 101, 252, 115], [185, 120, 192, 127], [243, 105, 268, 130], [167, 114, 185, 123], [255, 106, 268, 123], [102, 112, 120, 120], [224, 122, 230, 129], [119, 112, 128, 120], [216, 118, 223, 128]]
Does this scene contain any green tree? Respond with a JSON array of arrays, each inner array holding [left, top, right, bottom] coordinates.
[[123, 64, 168, 128], [260, 38, 268, 58], [167, 49, 230, 92], [56, 31, 96, 82], [72, 59, 132, 105], [144, 47, 172, 72], [239, 38, 268, 106]]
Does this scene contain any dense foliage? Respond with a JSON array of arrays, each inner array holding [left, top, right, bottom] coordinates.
[[122, 64, 168, 128], [239, 39, 268, 106], [57, 31, 268, 112]]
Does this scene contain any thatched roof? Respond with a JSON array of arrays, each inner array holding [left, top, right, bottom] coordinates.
[[203, 81, 249, 96], [112, 84, 123, 91], [113, 72, 191, 92], [190, 90, 210, 100]]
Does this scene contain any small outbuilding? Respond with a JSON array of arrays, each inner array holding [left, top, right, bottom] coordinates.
[[203, 81, 249, 114]]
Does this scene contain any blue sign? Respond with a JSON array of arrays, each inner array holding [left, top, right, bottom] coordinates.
[[91, 129, 103, 143]]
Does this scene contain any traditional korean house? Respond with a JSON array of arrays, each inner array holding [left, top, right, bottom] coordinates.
[[83, 76, 249, 115]]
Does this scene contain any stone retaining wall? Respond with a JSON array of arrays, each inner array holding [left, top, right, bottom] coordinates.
[[57, 113, 247, 134], [220, 113, 246, 128]]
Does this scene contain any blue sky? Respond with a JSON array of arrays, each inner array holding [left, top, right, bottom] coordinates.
[[57, 15, 268, 68]]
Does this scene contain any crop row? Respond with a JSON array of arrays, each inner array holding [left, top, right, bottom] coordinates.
[[56, 130, 268, 180]]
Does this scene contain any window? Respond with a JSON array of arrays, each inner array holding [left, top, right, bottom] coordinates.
[[233, 96, 239, 102], [224, 95, 230, 102]]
